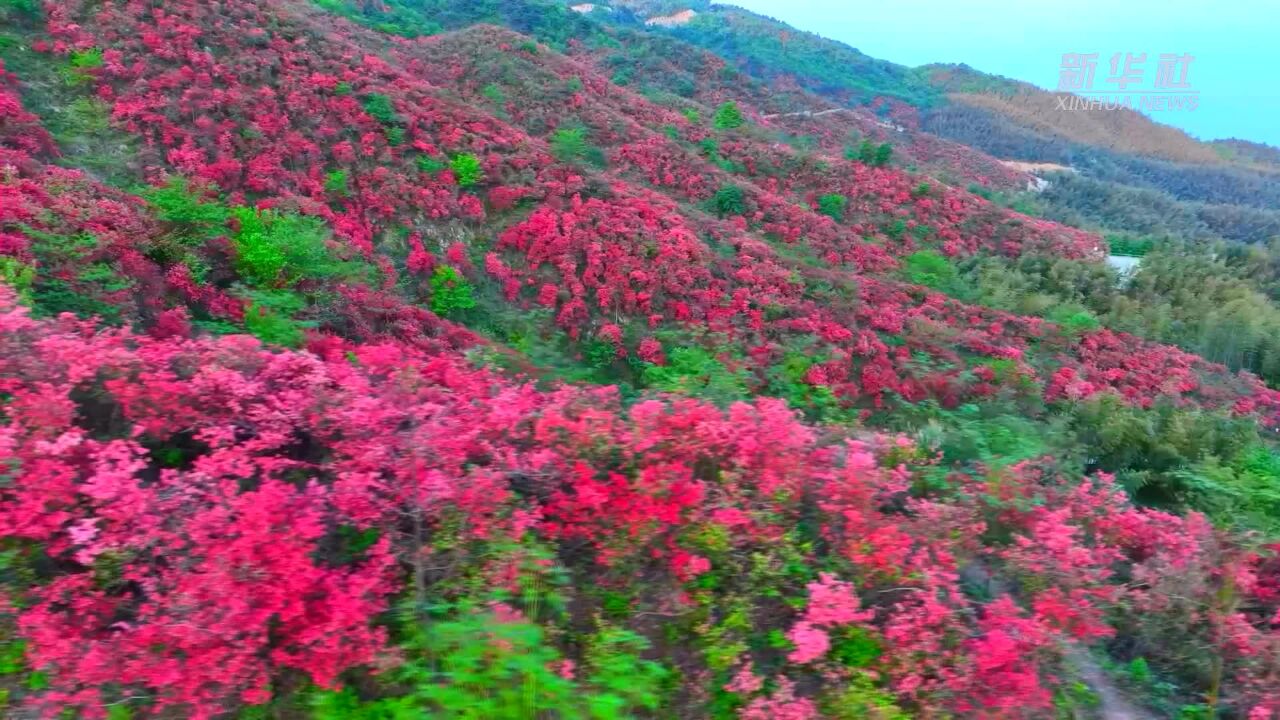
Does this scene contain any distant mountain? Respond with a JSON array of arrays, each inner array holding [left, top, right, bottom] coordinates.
[[601, 0, 943, 107], [585, 2, 1280, 244]]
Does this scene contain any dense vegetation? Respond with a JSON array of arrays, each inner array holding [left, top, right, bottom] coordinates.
[[611, 4, 942, 107], [1, 0, 1279, 718]]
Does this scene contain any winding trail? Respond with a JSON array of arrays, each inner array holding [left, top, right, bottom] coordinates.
[[760, 108, 849, 120], [1064, 646, 1160, 720]]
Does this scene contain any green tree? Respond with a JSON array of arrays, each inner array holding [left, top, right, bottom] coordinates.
[[430, 265, 477, 316], [549, 127, 603, 166], [0, 257, 35, 305], [230, 207, 345, 288], [902, 250, 961, 292], [818, 193, 847, 221], [711, 184, 746, 217], [242, 294, 309, 348], [857, 139, 877, 165], [873, 142, 893, 167], [417, 155, 448, 175], [360, 93, 399, 125], [323, 169, 349, 196], [142, 176, 229, 244], [643, 347, 749, 405], [310, 608, 667, 719], [68, 48, 103, 69], [449, 153, 484, 187], [481, 83, 505, 104], [713, 101, 745, 130]]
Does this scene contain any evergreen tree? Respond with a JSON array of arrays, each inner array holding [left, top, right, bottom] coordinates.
[[874, 142, 893, 167], [713, 101, 745, 130]]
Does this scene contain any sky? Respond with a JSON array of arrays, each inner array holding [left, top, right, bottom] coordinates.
[[725, 0, 1280, 147]]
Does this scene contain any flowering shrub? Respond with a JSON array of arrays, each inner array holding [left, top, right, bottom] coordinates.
[[0, 289, 1276, 717], [1, 1, 1279, 718]]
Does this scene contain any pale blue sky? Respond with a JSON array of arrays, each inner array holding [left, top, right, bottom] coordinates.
[[726, 0, 1279, 147]]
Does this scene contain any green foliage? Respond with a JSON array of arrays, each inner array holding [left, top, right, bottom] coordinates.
[[817, 193, 847, 221], [241, 289, 311, 348], [1047, 303, 1100, 335], [317, 0, 609, 50], [1106, 233, 1156, 257], [666, 8, 940, 107], [610, 67, 633, 86], [906, 402, 1052, 472], [712, 101, 744, 130], [417, 155, 448, 175], [323, 169, 349, 196], [142, 176, 230, 248], [901, 250, 969, 297], [967, 183, 995, 200], [1067, 395, 1280, 531], [1053, 681, 1101, 718], [583, 339, 618, 369], [873, 142, 893, 167], [828, 626, 881, 668], [1171, 454, 1280, 535], [763, 348, 853, 423], [710, 184, 746, 217], [360, 93, 400, 125], [331, 525, 382, 566], [311, 606, 666, 719], [67, 48, 102, 70], [581, 626, 669, 718], [0, 257, 35, 304], [1127, 657, 1152, 683], [17, 230, 132, 323], [856, 139, 877, 165], [42, 96, 129, 180], [549, 126, 604, 167], [230, 207, 345, 288], [681, 108, 700, 124], [311, 0, 442, 37], [313, 609, 573, 719], [822, 673, 909, 720], [58, 47, 103, 86], [448, 153, 484, 187], [429, 265, 477, 317], [481, 83, 505, 105], [0, 0, 40, 15], [670, 76, 696, 97], [643, 347, 749, 405], [24, 277, 119, 324]]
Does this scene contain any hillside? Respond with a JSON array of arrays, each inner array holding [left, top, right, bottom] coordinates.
[[1, 0, 1280, 718], [605, 1, 941, 107], [920, 63, 1223, 164], [605, 3, 1280, 247]]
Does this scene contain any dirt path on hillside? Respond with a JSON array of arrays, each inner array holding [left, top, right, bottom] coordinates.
[[1064, 646, 1160, 720], [760, 108, 848, 120]]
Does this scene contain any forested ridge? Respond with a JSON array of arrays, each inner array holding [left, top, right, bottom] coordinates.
[[1, 0, 1279, 718]]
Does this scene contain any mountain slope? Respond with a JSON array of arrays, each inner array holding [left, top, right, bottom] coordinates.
[[1, 0, 1280, 718], [602, 3, 1280, 246]]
